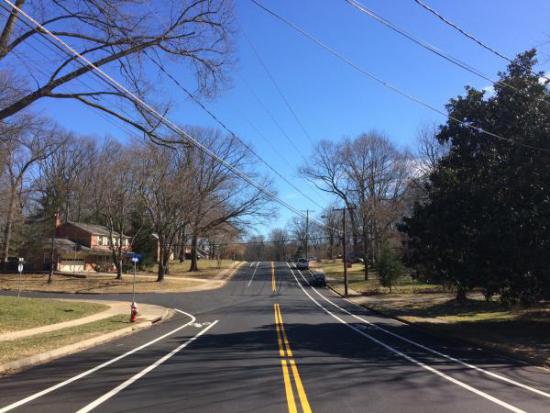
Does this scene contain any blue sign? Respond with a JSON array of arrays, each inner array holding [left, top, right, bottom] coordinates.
[[131, 256, 139, 263]]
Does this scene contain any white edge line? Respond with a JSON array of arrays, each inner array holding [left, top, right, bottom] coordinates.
[[297, 267, 550, 400], [76, 320, 219, 413], [287, 263, 526, 413], [247, 262, 260, 287], [0, 309, 197, 413]]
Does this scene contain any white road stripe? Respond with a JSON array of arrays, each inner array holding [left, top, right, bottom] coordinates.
[[298, 268, 550, 400], [0, 309, 197, 413], [247, 262, 260, 287], [287, 263, 526, 413], [76, 321, 218, 413]]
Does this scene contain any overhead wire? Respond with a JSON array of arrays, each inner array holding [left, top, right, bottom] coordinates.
[[411, 0, 550, 82], [144, 50, 327, 210], [344, 0, 550, 106], [0, 5, 168, 146], [240, 26, 317, 146], [1, 0, 339, 232], [249, 0, 550, 156]]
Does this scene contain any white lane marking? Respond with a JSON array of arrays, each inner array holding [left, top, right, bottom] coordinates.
[[286, 263, 526, 413], [76, 321, 218, 413], [297, 268, 550, 400], [247, 262, 260, 287], [0, 309, 197, 413]]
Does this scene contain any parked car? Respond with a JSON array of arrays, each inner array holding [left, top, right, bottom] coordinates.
[[295, 258, 309, 270]]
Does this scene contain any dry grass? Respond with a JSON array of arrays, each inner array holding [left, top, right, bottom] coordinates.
[[320, 259, 443, 294], [145, 259, 235, 279], [0, 296, 107, 334], [0, 273, 207, 294], [0, 315, 129, 364]]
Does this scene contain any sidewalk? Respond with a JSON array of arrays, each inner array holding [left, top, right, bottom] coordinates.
[[0, 298, 174, 375], [0, 299, 169, 342]]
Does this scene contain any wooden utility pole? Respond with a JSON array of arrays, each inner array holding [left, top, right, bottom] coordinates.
[[333, 207, 351, 297]]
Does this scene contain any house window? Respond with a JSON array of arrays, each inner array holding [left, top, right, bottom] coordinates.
[[97, 236, 103, 246]]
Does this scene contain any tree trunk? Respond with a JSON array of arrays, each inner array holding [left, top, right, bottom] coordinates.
[[157, 240, 168, 282], [361, 225, 369, 280], [48, 214, 57, 283], [0, 0, 26, 60], [1, 186, 17, 270], [189, 234, 199, 272], [456, 285, 467, 304]]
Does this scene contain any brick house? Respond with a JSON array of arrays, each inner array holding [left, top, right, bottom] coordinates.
[[35, 221, 132, 273]]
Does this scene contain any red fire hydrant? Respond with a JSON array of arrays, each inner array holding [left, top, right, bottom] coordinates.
[[130, 302, 138, 323]]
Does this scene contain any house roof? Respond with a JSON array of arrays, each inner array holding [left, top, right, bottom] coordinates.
[[66, 221, 128, 237], [44, 238, 111, 256]]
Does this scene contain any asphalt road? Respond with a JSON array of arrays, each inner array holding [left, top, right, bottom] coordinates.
[[0, 262, 549, 412]]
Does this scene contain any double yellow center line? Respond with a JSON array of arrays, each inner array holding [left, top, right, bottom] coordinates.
[[274, 303, 312, 413]]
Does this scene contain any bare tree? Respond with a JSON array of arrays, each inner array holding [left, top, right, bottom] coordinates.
[[299, 140, 361, 255], [93, 140, 142, 279], [342, 132, 411, 278], [0, 0, 235, 134], [136, 142, 195, 281], [185, 127, 274, 272], [269, 228, 288, 262], [0, 118, 63, 268]]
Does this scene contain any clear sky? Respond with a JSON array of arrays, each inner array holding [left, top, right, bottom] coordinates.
[[32, 0, 550, 235]]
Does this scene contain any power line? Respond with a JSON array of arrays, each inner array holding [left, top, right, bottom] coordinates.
[[411, 0, 550, 82], [249, 0, 550, 156], [412, 0, 512, 62], [0, 5, 171, 149], [144, 50, 327, 210], [1, 0, 338, 232], [241, 26, 316, 146], [344, 0, 549, 106]]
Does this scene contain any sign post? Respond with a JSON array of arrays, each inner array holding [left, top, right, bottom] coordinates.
[[17, 258, 24, 298], [130, 255, 139, 322]]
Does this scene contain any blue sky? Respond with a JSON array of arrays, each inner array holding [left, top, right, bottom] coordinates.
[[33, 0, 550, 235]]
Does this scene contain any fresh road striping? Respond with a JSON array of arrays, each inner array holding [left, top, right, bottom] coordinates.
[[247, 262, 260, 287], [0, 309, 197, 413], [300, 267, 550, 400], [76, 320, 219, 413], [287, 263, 527, 413], [271, 262, 277, 294], [274, 303, 312, 413]]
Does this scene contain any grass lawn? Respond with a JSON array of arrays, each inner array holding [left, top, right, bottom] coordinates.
[[0, 296, 107, 334], [363, 294, 550, 365], [0, 314, 129, 364], [0, 274, 207, 294], [145, 259, 236, 279], [319, 259, 443, 294], [319, 260, 550, 365]]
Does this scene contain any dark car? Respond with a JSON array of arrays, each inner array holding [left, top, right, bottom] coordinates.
[[295, 258, 309, 270], [309, 272, 326, 287]]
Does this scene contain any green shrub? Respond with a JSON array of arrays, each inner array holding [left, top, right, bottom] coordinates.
[[376, 247, 404, 292]]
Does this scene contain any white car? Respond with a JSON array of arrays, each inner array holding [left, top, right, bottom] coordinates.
[[296, 258, 309, 270]]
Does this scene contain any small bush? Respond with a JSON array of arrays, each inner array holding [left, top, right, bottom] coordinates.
[[375, 247, 404, 292]]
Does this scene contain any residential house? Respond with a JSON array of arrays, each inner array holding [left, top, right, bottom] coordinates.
[[28, 219, 132, 273]]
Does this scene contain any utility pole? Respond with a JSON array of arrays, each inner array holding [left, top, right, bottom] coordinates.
[[332, 207, 350, 297], [305, 209, 309, 260]]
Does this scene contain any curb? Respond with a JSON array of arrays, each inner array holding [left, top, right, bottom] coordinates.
[[0, 307, 175, 376], [326, 282, 549, 369]]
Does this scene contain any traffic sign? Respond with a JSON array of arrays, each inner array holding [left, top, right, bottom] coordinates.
[[17, 263, 23, 273], [131, 256, 139, 263]]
